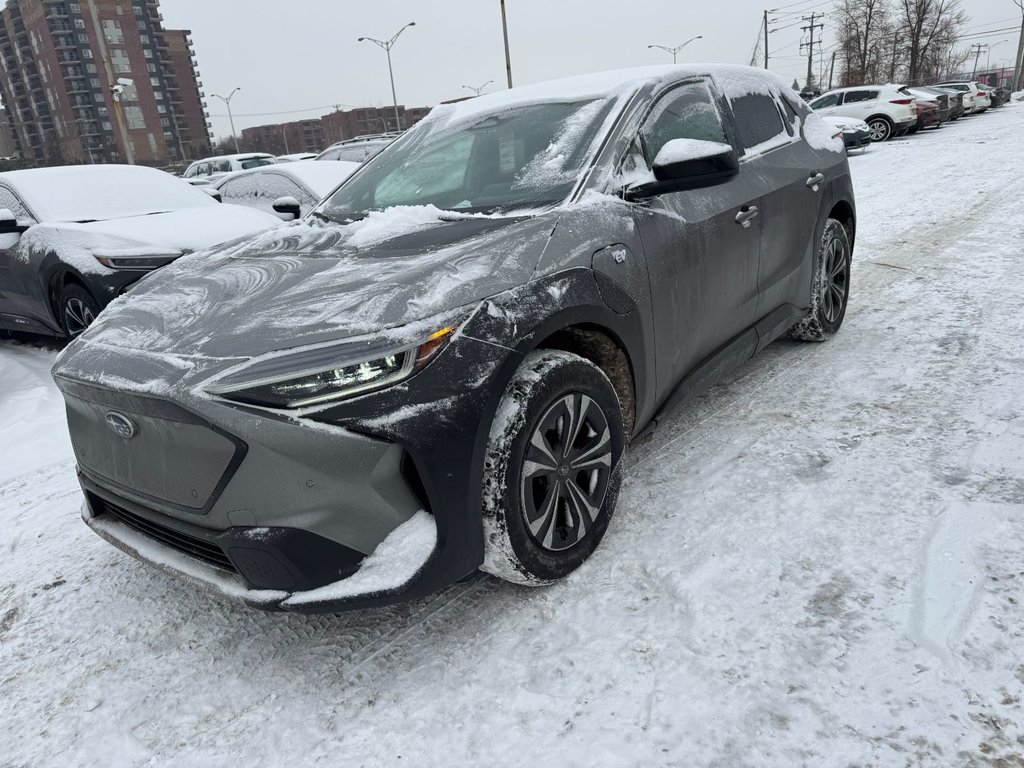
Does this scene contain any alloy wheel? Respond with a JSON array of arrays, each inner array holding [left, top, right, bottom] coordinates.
[[867, 119, 891, 142], [63, 297, 95, 337], [821, 234, 849, 324], [520, 393, 613, 552]]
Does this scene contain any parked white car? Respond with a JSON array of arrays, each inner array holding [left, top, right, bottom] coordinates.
[[809, 85, 918, 142], [933, 82, 990, 114], [316, 134, 399, 162], [213, 160, 360, 220], [275, 153, 318, 163], [182, 153, 277, 182]]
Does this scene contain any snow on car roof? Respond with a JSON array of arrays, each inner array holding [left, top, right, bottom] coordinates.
[[2, 164, 215, 223], [214, 160, 361, 198], [425, 64, 793, 128]]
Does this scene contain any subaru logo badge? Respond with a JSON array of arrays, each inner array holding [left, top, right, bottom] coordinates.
[[105, 411, 137, 440]]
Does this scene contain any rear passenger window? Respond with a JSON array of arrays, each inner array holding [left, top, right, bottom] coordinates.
[[843, 90, 878, 103], [730, 94, 786, 151], [640, 82, 729, 165]]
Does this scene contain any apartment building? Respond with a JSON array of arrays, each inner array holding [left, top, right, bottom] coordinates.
[[0, 0, 211, 166], [320, 105, 430, 146], [240, 118, 324, 156]]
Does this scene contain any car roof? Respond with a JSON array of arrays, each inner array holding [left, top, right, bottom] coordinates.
[[214, 160, 361, 198]]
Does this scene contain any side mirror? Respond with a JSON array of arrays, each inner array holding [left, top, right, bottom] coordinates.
[[0, 207, 28, 234], [624, 139, 739, 201], [272, 195, 301, 221], [200, 187, 223, 203]]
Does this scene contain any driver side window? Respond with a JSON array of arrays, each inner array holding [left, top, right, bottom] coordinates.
[[0, 186, 33, 223], [640, 82, 729, 166]]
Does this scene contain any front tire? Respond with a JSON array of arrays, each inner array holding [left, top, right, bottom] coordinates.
[[481, 350, 624, 585], [60, 284, 100, 338], [789, 218, 851, 342]]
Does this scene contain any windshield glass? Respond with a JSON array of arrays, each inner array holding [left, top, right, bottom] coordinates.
[[239, 157, 275, 170], [9, 165, 215, 222], [317, 98, 616, 218]]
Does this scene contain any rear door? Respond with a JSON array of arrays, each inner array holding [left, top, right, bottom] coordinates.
[[837, 89, 879, 121], [733, 91, 831, 319], [809, 92, 841, 116], [627, 78, 761, 396]]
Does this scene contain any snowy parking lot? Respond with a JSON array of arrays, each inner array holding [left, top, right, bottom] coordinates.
[[3, 104, 1024, 767]]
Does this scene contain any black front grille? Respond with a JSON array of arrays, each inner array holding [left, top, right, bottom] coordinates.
[[97, 498, 237, 573]]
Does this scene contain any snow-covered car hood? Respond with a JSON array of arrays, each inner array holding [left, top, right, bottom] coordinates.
[[66, 208, 557, 361], [31, 205, 282, 254]]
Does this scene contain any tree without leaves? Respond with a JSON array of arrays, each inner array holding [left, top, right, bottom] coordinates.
[[834, 0, 890, 85], [898, 0, 967, 84]]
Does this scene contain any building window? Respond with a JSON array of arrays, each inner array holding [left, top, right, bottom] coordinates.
[[143, 49, 153, 59], [140, 34, 149, 44], [90, 77, 100, 87], [156, 104, 166, 114], [116, 5, 124, 14], [74, 18, 85, 29], [110, 48, 131, 73], [97, 106, 108, 116], [86, 63, 97, 73], [150, 76, 160, 86], [102, 19, 124, 44], [82, 48, 93, 58], [102, 120, 112, 131], [133, 5, 143, 15], [77, 33, 88, 42], [160, 117, 169, 127], [121, 82, 138, 101], [124, 105, 144, 129], [153, 90, 163, 100], [137, 20, 145, 30], [147, 63, 156, 73], [70, 3, 81, 11]]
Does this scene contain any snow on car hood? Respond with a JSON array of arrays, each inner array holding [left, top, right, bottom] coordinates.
[[70, 209, 556, 361], [23, 205, 282, 257]]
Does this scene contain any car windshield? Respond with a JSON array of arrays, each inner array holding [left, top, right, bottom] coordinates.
[[317, 98, 616, 218], [9, 166, 215, 222], [239, 157, 275, 170]]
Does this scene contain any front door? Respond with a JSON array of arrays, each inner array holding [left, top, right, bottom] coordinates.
[[625, 79, 761, 401]]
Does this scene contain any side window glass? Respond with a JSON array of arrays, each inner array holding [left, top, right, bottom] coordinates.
[[259, 174, 302, 202], [216, 160, 231, 173], [844, 90, 877, 103], [639, 81, 729, 166], [730, 93, 787, 151], [0, 186, 33, 222], [811, 93, 840, 109]]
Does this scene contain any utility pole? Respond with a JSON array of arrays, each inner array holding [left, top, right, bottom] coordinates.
[[969, 44, 986, 78], [85, 0, 133, 164], [800, 12, 824, 92], [1014, 1, 1024, 92], [764, 9, 769, 69], [500, 0, 513, 88], [828, 51, 837, 91]]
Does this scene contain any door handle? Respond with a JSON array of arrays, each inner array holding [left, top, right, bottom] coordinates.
[[807, 173, 825, 190], [734, 205, 759, 227]]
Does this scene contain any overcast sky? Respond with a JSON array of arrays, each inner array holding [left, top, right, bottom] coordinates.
[[159, 0, 1022, 140]]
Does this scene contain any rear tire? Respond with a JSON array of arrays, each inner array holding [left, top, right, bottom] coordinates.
[[789, 218, 851, 342], [481, 350, 624, 585], [867, 116, 893, 142], [60, 284, 100, 338]]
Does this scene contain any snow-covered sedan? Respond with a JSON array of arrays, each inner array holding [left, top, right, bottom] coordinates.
[[54, 65, 856, 612], [0, 165, 281, 338], [213, 160, 360, 220]]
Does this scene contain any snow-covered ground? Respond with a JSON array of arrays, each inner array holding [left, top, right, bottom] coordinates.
[[2, 106, 1023, 767]]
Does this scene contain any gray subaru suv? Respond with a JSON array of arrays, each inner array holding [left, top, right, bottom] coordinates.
[[53, 65, 855, 612]]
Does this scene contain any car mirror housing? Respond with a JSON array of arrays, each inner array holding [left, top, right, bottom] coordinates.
[[0, 207, 28, 234], [624, 139, 739, 201], [272, 195, 302, 221]]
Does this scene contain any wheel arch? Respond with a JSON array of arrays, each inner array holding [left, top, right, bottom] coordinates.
[[532, 322, 638, 438], [827, 199, 856, 250]]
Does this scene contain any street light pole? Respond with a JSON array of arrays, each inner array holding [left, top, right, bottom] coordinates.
[[985, 40, 1009, 73], [358, 22, 416, 132], [462, 80, 495, 96], [500, 0, 513, 88], [211, 88, 241, 153], [648, 35, 703, 64]]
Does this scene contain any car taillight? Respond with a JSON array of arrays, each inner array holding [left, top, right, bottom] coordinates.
[[890, 99, 914, 105], [977, 91, 985, 97]]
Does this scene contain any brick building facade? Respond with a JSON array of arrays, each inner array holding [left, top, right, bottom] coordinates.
[[0, 0, 211, 166]]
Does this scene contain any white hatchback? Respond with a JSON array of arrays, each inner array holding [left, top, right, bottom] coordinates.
[[809, 85, 918, 142]]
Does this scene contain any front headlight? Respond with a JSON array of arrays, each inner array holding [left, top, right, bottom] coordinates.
[[205, 325, 456, 409], [92, 248, 182, 270]]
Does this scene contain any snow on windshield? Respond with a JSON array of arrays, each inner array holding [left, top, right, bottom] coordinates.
[[4, 165, 214, 222]]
